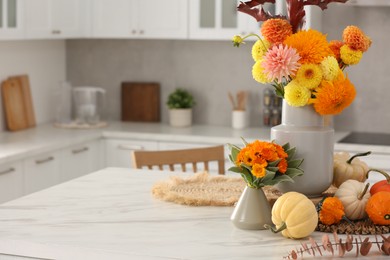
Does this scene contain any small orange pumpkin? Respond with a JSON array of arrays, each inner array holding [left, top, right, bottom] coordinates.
[[365, 191, 390, 225]]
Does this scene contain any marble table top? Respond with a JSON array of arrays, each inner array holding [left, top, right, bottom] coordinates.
[[0, 168, 387, 260]]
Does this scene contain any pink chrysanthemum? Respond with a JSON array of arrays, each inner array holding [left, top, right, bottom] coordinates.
[[262, 44, 301, 83]]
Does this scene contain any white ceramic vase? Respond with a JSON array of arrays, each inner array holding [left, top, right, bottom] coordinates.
[[169, 109, 192, 127], [230, 186, 272, 230], [270, 100, 334, 198], [232, 110, 249, 129]]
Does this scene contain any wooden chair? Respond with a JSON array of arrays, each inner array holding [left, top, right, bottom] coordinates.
[[131, 145, 225, 174]]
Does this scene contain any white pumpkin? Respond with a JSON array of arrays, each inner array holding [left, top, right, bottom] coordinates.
[[334, 179, 370, 220]]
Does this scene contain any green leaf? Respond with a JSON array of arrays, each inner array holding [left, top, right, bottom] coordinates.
[[268, 159, 281, 167], [241, 168, 253, 184], [267, 174, 295, 185], [287, 159, 304, 168], [282, 142, 290, 151], [228, 144, 241, 162], [262, 170, 276, 184], [240, 137, 248, 146], [285, 168, 304, 179], [228, 166, 242, 173], [267, 166, 279, 172], [286, 147, 296, 159]]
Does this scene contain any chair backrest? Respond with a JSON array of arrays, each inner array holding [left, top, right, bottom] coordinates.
[[131, 145, 225, 174]]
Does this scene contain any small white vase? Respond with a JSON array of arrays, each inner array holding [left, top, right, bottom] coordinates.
[[271, 100, 334, 197], [230, 186, 272, 230], [232, 110, 248, 129], [169, 108, 192, 127]]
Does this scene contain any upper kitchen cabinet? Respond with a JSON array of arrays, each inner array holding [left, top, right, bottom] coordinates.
[[92, 0, 188, 39], [0, 0, 23, 39], [189, 0, 274, 40], [22, 0, 88, 39]]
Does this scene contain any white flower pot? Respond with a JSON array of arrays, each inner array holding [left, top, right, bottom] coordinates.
[[169, 108, 192, 127]]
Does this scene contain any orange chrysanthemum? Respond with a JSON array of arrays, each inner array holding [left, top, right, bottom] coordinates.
[[329, 40, 344, 62], [284, 29, 334, 64], [312, 72, 356, 115], [278, 158, 288, 174], [252, 164, 266, 178], [343, 25, 372, 52], [261, 18, 292, 44]]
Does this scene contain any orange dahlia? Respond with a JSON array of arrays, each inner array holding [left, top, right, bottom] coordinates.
[[261, 18, 292, 44], [343, 25, 372, 52], [284, 29, 334, 64], [329, 40, 344, 62], [312, 72, 356, 115]]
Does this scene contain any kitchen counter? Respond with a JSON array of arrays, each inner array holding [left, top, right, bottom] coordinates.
[[0, 167, 387, 260], [0, 121, 354, 165]]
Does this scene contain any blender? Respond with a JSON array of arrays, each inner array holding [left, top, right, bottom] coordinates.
[[73, 86, 106, 125]]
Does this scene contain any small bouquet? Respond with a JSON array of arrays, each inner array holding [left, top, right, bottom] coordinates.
[[232, 0, 371, 116], [228, 139, 304, 189]]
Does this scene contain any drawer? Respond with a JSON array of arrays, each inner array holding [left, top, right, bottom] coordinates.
[[0, 161, 23, 203]]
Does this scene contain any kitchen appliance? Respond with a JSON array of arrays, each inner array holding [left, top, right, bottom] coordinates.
[[73, 86, 106, 125]]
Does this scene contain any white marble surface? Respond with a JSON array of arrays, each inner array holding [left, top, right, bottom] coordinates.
[[0, 121, 354, 165], [0, 167, 387, 260]]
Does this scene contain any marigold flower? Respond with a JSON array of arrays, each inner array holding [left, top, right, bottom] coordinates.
[[274, 143, 288, 159], [284, 80, 311, 107], [262, 44, 301, 83], [251, 39, 271, 61], [343, 25, 371, 52], [252, 59, 272, 84], [329, 40, 344, 62], [295, 63, 323, 89], [320, 56, 340, 81], [260, 143, 279, 162], [277, 158, 288, 174], [232, 35, 244, 47], [261, 18, 292, 44], [340, 45, 363, 65], [252, 163, 266, 178], [312, 72, 356, 115], [284, 29, 334, 64]]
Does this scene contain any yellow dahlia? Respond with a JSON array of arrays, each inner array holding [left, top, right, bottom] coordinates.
[[252, 59, 272, 84], [295, 63, 323, 89], [284, 80, 311, 107], [251, 39, 271, 61], [340, 45, 363, 65], [312, 72, 356, 115], [284, 29, 334, 64], [320, 56, 340, 81], [261, 18, 292, 44], [343, 25, 371, 52]]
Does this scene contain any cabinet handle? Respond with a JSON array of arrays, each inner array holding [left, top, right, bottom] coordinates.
[[72, 147, 89, 154], [118, 144, 145, 151], [52, 30, 61, 34], [139, 30, 144, 34], [0, 168, 15, 175], [131, 29, 137, 34], [35, 156, 54, 165]]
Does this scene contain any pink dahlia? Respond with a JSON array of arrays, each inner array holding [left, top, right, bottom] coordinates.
[[262, 44, 301, 83]]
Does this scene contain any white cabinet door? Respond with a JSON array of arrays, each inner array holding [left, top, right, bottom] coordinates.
[[189, 0, 265, 40], [105, 139, 158, 168], [92, 0, 187, 39], [0, 161, 23, 203], [23, 150, 61, 194], [23, 0, 86, 39], [0, 0, 23, 39], [60, 140, 103, 182]]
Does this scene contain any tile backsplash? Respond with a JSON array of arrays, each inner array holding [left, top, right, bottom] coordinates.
[[66, 5, 390, 133]]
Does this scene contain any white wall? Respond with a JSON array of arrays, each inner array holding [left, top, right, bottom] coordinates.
[[0, 40, 66, 132]]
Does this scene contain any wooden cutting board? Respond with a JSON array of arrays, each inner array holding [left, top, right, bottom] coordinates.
[[1, 75, 36, 131], [121, 82, 160, 122]]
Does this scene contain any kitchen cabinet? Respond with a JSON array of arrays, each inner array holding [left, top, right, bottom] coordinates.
[[59, 140, 102, 182], [0, 160, 23, 203], [23, 150, 61, 194], [23, 0, 87, 39], [105, 139, 158, 168], [92, 0, 187, 39], [189, 0, 274, 40], [0, 0, 23, 39]]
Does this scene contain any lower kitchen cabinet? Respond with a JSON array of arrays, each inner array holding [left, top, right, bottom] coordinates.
[[23, 150, 61, 195], [0, 161, 23, 203], [60, 140, 103, 182], [105, 139, 158, 168]]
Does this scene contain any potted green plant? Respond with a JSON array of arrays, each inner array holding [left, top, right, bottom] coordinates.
[[166, 88, 195, 127]]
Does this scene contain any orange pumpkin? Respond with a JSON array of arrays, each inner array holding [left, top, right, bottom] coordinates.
[[365, 191, 390, 225]]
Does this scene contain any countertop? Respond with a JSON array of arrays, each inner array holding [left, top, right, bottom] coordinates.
[[0, 167, 387, 260], [1, 121, 389, 166]]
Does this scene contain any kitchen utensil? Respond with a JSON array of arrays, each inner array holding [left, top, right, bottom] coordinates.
[[121, 82, 160, 122], [73, 86, 106, 125]]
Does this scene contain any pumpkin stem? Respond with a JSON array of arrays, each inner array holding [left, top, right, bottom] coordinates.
[[357, 183, 370, 200], [342, 215, 354, 226], [264, 222, 287, 233], [347, 151, 371, 164], [366, 168, 390, 184]]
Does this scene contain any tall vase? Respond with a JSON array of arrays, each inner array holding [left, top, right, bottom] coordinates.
[[230, 186, 272, 230], [271, 100, 334, 198]]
